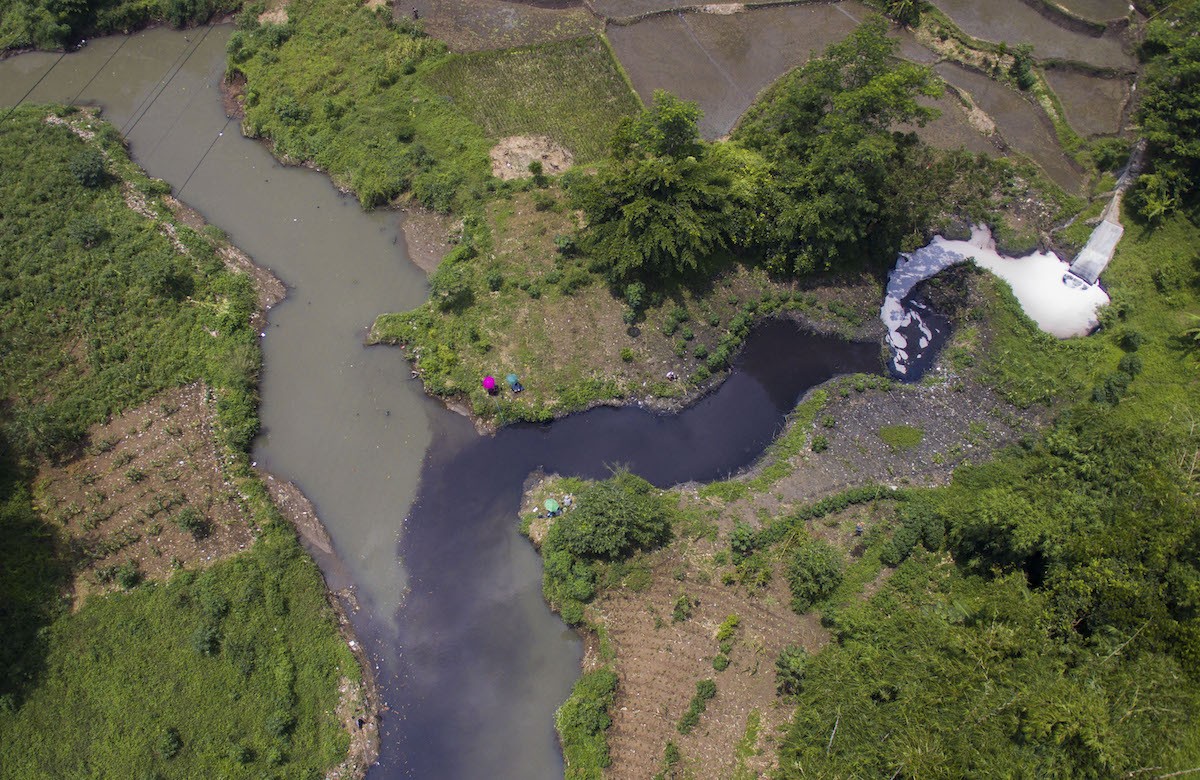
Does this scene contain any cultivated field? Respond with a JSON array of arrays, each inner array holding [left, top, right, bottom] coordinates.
[[423, 36, 642, 164]]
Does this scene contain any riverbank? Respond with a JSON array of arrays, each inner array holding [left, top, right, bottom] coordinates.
[[518, 271, 1042, 778], [0, 104, 373, 779], [518, 219, 1200, 775], [166, 130, 384, 779], [367, 143, 1081, 432], [262, 478, 381, 779]]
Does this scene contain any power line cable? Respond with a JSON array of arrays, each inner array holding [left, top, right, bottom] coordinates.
[[178, 115, 232, 195], [0, 52, 66, 125], [69, 34, 132, 106], [144, 42, 229, 161], [121, 24, 214, 137]]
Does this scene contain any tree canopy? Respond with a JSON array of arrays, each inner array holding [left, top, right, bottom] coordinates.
[[574, 91, 748, 286], [1134, 2, 1200, 221], [736, 14, 941, 275]]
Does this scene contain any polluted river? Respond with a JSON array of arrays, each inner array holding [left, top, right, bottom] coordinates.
[[0, 25, 888, 778]]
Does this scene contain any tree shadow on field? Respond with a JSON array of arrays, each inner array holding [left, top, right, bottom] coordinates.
[[0, 420, 69, 712]]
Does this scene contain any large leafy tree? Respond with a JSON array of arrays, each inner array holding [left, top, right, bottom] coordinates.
[[736, 15, 940, 275], [575, 91, 750, 285], [1134, 3, 1200, 222]]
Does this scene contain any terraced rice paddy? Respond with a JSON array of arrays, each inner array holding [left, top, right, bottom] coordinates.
[[1044, 67, 1129, 137], [406, 0, 599, 52], [1056, 0, 1132, 22], [930, 0, 1134, 69], [900, 93, 996, 155], [935, 62, 1085, 192], [606, 2, 871, 138]]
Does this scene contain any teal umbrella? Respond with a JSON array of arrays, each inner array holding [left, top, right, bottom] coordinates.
[[544, 498, 560, 513]]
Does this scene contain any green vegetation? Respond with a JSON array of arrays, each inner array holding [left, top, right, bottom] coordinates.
[[229, 0, 484, 209], [423, 37, 640, 165], [713, 613, 739, 670], [0, 109, 261, 458], [676, 678, 716, 734], [877, 423, 923, 450], [774, 645, 809, 696], [731, 710, 762, 780], [772, 212, 1200, 774], [230, 0, 639, 208], [1, 534, 354, 777], [735, 17, 941, 276], [556, 668, 619, 780], [783, 555, 1198, 776], [1133, 1, 1200, 221], [538, 469, 674, 625], [785, 538, 844, 613], [0, 106, 353, 777], [574, 90, 752, 288], [0, 0, 235, 50]]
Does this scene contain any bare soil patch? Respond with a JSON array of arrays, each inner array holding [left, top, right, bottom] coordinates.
[[752, 372, 1033, 515], [597, 545, 818, 778], [491, 134, 575, 180], [35, 383, 256, 604], [524, 477, 826, 779], [399, 206, 456, 274], [258, 0, 291, 24]]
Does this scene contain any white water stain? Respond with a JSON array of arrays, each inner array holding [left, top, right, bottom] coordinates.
[[883, 226, 1110, 374]]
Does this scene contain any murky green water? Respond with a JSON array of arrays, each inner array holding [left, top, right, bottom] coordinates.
[[0, 25, 434, 622], [1044, 68, 1129, 137]]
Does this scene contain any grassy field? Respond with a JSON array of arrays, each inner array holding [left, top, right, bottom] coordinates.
[[0, 533, 354, 778], [231, 0, 489, 208], [423, 36, 642, 165], [231, 0, 641, 207], [370, 187, 883, 424], [0, 105, 356, 778]]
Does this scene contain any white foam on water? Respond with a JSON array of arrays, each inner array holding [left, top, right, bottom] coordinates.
[[882, 226, 1111, 373]]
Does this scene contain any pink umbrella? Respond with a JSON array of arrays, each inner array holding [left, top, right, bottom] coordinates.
[[482, 376, 496, 392]]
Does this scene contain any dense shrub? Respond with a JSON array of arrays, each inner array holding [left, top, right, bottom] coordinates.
[[677, 678, 716, 734], [729, 521, 754, 562], [556, 668, 618, 779], [540, 471, 675, 624], [774, 645, 809, 696], [786, 538, 844, 612], [880, 495, 944, 566], [174, 507, 210, 540], [69, 148, 106, 188], [548, 471, 672, 561]]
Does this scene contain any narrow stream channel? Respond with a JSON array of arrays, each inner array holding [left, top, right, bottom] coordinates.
[[1, 25, 435, 627], [1, 29, 881, 778]]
